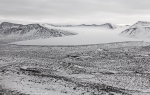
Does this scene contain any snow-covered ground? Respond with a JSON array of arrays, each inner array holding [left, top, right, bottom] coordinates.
[[10, 26, 145, 46]]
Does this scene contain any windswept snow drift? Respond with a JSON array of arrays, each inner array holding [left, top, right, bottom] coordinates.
[[11, 25, 142, 46]]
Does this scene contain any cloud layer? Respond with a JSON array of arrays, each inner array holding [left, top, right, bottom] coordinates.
[[0, 0, 150, 25]]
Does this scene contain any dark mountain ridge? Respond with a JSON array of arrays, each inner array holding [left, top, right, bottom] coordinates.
[[43, 23, 118, 29], [0, 22, 77, 44]]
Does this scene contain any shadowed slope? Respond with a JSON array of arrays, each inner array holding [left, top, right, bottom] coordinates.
[[0, 22, 77, 44]]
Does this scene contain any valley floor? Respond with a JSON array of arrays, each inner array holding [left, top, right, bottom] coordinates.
[[1, 41, 150, 95]]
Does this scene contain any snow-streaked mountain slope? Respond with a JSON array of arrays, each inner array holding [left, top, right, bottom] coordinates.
[[11, 25, 142, 46], [98, 23, 118, 29], [0, 22, 77, 43], [120, 21, 150, 39], [42, 23, 118, 29]]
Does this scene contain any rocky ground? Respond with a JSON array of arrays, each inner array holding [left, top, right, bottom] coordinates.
[[1, 41, 150, 95]]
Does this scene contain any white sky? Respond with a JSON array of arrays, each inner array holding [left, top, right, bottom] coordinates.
[[0, 0, 150, 25]]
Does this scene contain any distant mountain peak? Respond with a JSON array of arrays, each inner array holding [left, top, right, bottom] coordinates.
[[137, 21, 150, 23], [130, 21, 150, 28], [120, 21, 150, 39], [100, 23, 118, 29]]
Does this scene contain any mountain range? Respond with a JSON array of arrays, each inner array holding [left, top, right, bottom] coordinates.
[[42, 23, 118, 29], [0, 22, 120, 44]]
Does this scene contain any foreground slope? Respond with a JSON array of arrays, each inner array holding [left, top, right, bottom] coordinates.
[[0, 22, 77, 43], [120, 21, 150, 39], [1, 41, 150, 95]]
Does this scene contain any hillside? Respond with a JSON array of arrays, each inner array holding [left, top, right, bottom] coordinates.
[[0, 22, 77, 43], [120, 21, 150, 39]]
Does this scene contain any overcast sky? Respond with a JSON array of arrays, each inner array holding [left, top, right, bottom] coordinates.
[[0, 0, 150, 25]]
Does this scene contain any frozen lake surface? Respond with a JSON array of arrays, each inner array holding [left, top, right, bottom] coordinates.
[[11, 26, 144, 46]]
